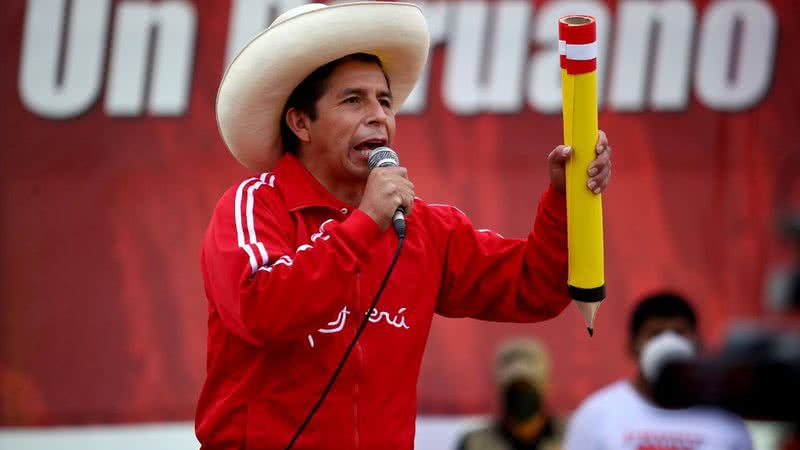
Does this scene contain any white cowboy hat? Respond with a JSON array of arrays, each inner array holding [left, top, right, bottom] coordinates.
[[216, 1, 430, 172]]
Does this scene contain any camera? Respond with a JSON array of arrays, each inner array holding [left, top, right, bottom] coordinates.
[[652, 326, 800, 422]]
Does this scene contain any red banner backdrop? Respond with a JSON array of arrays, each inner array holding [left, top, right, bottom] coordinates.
[[1, 0, 799, 426]]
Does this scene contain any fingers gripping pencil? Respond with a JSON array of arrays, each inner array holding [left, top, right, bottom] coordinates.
[[559, 15, 605, 336]]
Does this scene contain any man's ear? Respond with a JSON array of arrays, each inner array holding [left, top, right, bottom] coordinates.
[[285, 107, 312, 143]]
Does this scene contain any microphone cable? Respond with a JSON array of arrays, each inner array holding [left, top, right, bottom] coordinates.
[[285, 235, 406, 450]]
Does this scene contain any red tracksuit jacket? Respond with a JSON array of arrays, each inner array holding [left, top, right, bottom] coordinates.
[[196, 154, 570, 449]]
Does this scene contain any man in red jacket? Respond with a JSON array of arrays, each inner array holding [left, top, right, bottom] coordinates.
[[199, 2, 612, 449]]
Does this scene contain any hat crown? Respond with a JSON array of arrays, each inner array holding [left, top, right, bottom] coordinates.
[[271, 3, 327, 28]]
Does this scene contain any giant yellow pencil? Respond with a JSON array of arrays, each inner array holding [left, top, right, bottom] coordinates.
[[559, 16, 605, 336]]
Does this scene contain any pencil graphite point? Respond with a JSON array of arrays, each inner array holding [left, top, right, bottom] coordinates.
[[573, 299, 602, 335]]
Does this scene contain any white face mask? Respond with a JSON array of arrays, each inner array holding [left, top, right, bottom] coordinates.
[[639, 331, 697, 383]]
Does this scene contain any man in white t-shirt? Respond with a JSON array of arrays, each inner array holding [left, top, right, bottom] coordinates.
[[563, 292, 752, 450]]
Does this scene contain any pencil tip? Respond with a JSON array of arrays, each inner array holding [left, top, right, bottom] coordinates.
[[587, 327, 594, 337]]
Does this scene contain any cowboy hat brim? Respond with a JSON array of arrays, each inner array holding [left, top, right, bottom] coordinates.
[[216, 2, 430, 172]]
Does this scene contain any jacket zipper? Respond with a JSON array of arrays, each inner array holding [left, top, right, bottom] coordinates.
[[353, 273, 363, 450]]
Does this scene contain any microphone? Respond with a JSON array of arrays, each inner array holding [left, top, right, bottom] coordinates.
[[367, 147, 406, 238]]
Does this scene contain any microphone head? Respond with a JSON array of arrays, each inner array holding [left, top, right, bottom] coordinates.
[[368, 147, 399, 170]]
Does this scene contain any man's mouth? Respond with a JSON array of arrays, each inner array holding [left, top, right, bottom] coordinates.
[[353, 138, 387, 158]]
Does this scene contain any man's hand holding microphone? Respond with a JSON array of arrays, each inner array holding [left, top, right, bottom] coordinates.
[[359, 148, 414, 237]]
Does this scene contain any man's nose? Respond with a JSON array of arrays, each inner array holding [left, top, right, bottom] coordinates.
[[366, 98, 388, 125]]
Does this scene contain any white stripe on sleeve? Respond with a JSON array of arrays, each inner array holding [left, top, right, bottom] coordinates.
[[246, 173, 272, 267], [235, 178, 259, 274]]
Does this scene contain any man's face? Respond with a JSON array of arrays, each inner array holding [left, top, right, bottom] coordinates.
[[304, 60, 395, 181], [630, 316, 698, 360]]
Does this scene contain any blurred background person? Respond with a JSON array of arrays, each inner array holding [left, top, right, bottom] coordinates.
[[457, 338, 561, 450], [765, 212, 800, 313], [563, 292, 752, 450]]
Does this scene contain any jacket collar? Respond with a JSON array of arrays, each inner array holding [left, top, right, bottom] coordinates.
[[272, 153, 352, 212]]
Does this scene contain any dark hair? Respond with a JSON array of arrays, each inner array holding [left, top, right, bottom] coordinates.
[[279, 53, 389, 154], [629, 292, 698, 340]]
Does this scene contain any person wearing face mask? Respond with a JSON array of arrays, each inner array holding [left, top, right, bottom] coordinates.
[[563, 292, 753, 450], [457, 339, 562, 450]]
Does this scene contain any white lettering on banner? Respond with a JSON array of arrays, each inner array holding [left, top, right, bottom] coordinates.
[[307, 306, 412, 348], [225, 0, 309, 67], [442, 0, 531, 114], [106, 1, 197, 116], [400, 1, 449, 114], [695, 0, 777, 111], [17, 0, 780, 117], [19, 0, 111, 119], [609, 0, 696, 112]]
